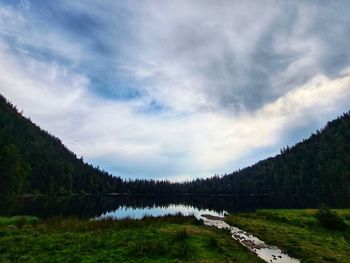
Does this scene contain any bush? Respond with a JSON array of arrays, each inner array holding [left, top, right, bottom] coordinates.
[[207, 236, 220, 250], [14, 216, 27, 229], [173, 229, 188, 242], [128, 239, 167, 257], [315, 206, 346, 231]]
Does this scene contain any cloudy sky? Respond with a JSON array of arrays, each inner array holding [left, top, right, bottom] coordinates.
[[0, 0, 350, 181]]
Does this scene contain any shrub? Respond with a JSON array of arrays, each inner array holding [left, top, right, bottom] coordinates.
[[173, 229, 188, 242], [14, 216, 27, 229], [128, 239, 167, 257], [315, 206, 346, 231], [171, 229, 191, 260], [207, 236, 219, 249]]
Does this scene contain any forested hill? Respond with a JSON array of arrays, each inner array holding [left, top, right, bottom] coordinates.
[[1, 92, 350, 201], [0, 94, 123, 198], [180, 111, 350, 200]]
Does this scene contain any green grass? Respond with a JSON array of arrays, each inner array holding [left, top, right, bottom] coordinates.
[[225, 209, 350, 263], [0, 216, 39, 227], [0, 215, 263, 263]]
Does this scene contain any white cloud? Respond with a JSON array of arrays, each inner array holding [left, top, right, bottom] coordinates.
[[0, 1, 350, 180], [1, 33, 349, 180], [120, 0, 280, 112], [0, 5, 84, 64]]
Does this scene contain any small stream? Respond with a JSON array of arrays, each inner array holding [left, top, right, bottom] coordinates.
[[92, 202, 299, 262], [199, 214, 300, 263]]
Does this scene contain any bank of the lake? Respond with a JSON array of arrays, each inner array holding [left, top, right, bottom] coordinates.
[[0, 215, 263, 263], [225, 209, 350, 263]]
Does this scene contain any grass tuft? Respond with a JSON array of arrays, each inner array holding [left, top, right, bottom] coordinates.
[[315, 205, 347, 231], [0, 214, 263, 262], [226, 209, 350, 263]]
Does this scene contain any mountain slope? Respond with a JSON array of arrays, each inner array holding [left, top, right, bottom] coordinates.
[[0, 94, 123, 196], [181, 112, 350, 200], [1, 93, 350, 202]]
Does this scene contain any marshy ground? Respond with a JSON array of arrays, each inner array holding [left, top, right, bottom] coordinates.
[[1, 209, 349, 263], [0, 215, 262, 263], [226, 209, 350, 263]]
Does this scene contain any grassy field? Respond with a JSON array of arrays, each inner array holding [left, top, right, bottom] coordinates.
[[0, 215, 263, 263], [226, 209, 350, 263]]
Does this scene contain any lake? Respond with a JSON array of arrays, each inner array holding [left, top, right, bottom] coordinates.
[[1, 194, 343, 219], [2, 194, 348, 263]]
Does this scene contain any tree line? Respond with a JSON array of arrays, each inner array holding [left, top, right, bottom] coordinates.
[[0, 94, 123, 198], [1, 93, 349, 204]]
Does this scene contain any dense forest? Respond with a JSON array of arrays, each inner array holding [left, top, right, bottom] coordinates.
[[177, 111, 350, 201], [118, 109, 350, 204], [125, 109, 350, 202], [1, 93, 350, 202], [0, 94, 124, 198]]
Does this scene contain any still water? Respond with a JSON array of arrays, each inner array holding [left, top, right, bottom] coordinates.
[[2, 194, 342, 263], [201, 215, 300, 263], [1, 194, 338, 218], [98, 204, 227, 220]]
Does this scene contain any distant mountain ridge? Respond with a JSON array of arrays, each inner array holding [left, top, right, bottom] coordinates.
[[0, 94, 123, 197], [180, 110, 350, 202], [1, 93, 349, 203]]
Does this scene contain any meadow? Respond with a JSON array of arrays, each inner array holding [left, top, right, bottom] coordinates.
[[0, 215, 262, 263], [226, 209, 350, 263]]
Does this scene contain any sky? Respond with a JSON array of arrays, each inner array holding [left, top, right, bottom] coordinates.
[[0, 0, 350, 181]]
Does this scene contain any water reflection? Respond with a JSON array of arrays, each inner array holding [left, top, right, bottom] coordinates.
[[1, 194, 345, 219], [98, 204, 227, 220]]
